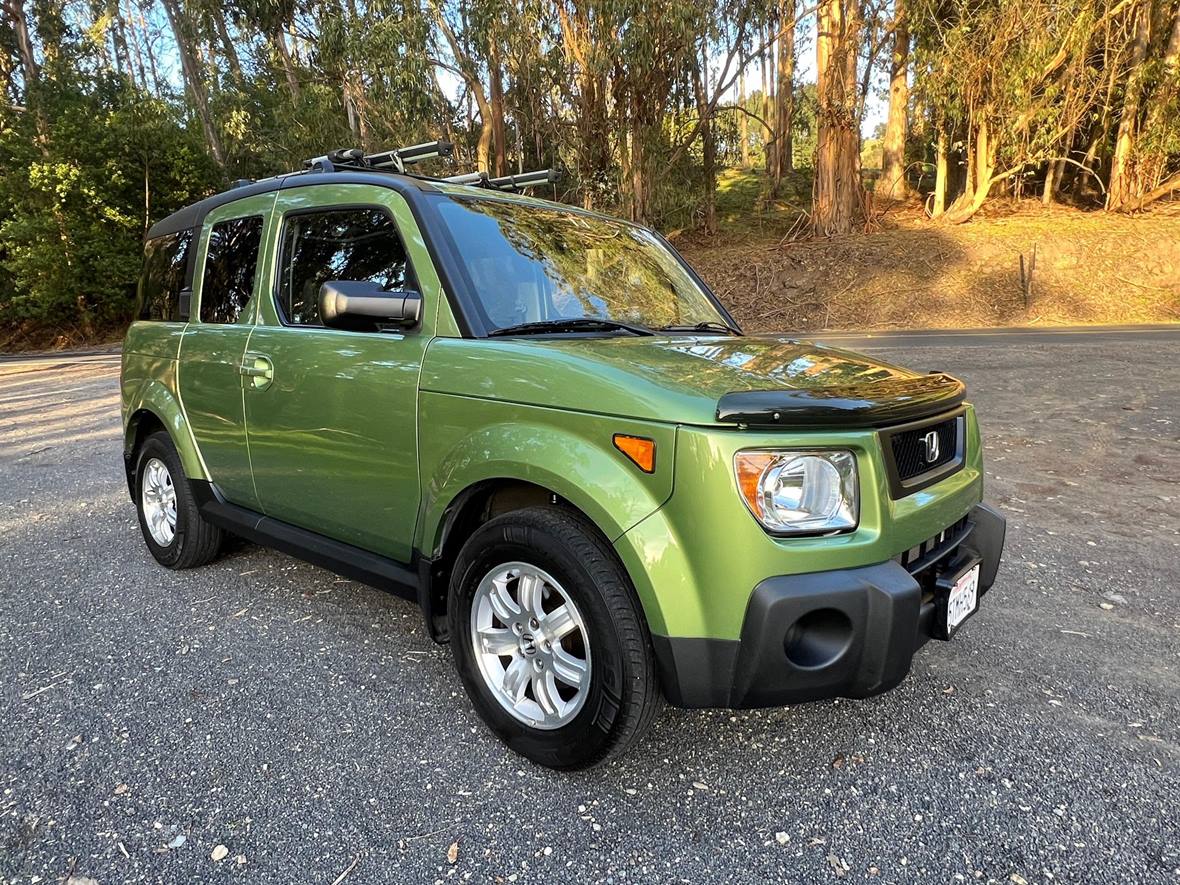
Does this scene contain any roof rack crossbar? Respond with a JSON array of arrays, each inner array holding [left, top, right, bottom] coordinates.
[[304, 141, 453, 174], [442, 169, 557, 191], [486, 169, 557, 191], [364, 140, 453, 172]]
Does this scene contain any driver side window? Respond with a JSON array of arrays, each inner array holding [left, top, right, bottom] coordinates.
[[276, 207, 414, 327]]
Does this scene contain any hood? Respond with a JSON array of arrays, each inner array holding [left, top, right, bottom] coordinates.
[[420, 334, 962, 427]]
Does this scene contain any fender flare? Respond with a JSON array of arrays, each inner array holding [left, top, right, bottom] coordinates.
[[418, 421, 671, 559], [123, 378, 208, 484]]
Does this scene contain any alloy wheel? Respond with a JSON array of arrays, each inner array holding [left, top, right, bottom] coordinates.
[[469, 561, 591, 729], [141, 457, 177, 547]]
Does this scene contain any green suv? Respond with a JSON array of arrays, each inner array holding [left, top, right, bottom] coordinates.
[[121, 144, 1005, 769]]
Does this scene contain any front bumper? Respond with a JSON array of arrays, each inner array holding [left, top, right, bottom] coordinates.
[[652, 502, 1006, 708]]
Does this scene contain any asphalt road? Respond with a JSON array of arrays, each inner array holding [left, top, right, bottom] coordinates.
[[2, 327, 1178, 884]]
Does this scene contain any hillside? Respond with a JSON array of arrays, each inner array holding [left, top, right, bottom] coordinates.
[[678, 170, 1180, 333]]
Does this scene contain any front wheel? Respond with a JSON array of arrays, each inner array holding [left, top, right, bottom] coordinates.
[[448, 507, 662, 769]]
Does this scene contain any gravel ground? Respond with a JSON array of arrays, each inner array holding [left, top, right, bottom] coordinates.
[[1, 329, 1178, 884]]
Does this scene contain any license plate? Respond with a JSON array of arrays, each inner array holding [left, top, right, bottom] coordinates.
[[946, 563, 980, 633]]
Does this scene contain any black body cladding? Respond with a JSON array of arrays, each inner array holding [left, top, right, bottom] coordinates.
[[652, 502, 1006, 709]]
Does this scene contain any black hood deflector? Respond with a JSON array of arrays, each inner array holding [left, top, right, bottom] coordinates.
[[715, 372, 966, 428]]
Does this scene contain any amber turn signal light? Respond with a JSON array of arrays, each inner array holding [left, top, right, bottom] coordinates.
[[613, 434, 656, 473]]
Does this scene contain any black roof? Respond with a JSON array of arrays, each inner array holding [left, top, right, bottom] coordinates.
[[146, 170, 440, 240]]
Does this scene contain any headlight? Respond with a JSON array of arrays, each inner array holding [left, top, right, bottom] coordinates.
[[734, 450, 858, 535]]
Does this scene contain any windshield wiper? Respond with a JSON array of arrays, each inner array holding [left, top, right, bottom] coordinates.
[[488, 318, 655, 337], [656, 321, 742, 336]]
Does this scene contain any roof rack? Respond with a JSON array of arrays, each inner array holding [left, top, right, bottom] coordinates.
[[443, 169, 557, 192], [302, 140, 558, 192], [305, 140, 454, 174]]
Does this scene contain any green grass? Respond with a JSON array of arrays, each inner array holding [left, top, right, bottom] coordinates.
[[710, 166, 812, 240]]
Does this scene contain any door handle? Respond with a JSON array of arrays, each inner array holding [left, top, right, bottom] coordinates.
[[239, 354, 274, 388]]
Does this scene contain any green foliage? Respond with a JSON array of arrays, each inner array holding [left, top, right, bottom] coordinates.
[[0, 72, 216, 337]]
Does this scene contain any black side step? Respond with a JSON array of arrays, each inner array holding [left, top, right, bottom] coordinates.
[[190, 480, 419, 601]]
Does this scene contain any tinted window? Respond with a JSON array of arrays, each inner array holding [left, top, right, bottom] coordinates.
[[276, 208, 412, 326], [138, 230, 192, 321], [200, 216, 264, 324]]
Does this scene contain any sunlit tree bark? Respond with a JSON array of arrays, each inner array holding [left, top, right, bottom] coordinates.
[[770, 0, 795, 188], [160, 0, 225, 166], [1107, 1, 1150, 210], [879, 0, 909, 200], [812, 0, 863, 236]]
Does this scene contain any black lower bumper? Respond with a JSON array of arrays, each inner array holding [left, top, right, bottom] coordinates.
[[652, 502, 1006, 709]]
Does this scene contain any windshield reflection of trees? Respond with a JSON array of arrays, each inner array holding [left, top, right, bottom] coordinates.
[[451, 200, 722, 329]]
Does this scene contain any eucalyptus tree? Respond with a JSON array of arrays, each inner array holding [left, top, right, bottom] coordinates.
[[812, 0, 863, 235], [878, 0, 908, 199]]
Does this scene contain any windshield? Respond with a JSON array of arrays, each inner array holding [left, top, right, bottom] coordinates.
[[433, 196, 728, 333]]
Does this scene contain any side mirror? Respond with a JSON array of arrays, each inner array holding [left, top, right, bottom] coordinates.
[[318, 280, 422, 331]]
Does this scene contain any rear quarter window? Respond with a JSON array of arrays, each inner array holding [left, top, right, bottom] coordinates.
[[200, 215, 265, 324], [138, 230, 193, 321]]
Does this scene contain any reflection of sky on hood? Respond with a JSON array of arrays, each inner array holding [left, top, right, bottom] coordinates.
[[667, 340, 897, 386]]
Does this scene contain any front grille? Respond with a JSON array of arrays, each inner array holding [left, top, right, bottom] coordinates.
[[878, 409, 966, 498], [896, 514, 971, 576], [890, 417, 958, 481]]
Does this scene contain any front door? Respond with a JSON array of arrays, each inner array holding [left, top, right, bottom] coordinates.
[[243, 185, 433, 562], [178, 195, 275, 510]]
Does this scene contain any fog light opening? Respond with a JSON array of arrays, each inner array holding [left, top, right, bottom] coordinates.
[[783, 608, 854, 669]]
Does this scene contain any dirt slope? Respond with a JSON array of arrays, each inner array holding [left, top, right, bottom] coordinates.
[[680, 201, 1180, 333]]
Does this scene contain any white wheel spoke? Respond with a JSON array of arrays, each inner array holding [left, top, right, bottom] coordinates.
[[501, 655, 530, 701], [551, 646, 588, 689], [478, 627, 518, 656], [488, 576, 521, 623], [517, 572, 544, 617], [532, 670, 562, 718], [541, 604, 576, 640]]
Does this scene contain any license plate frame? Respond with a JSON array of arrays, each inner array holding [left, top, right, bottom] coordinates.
[[933, 557, 981, 640]]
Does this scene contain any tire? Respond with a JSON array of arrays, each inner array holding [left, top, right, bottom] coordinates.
[[448, 506, 662, 769], [134, 430, 224, 569]]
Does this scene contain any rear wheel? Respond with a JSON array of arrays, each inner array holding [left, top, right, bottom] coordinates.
[[448, 507, 662, 769], [134, 431, 224, 569]]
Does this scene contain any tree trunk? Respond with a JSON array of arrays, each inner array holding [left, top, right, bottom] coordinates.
[[760, 22, 772, 166], [555, 5, 611, 207], [105, 0, 132, 79], [122, 0, 147, 89], [1107, 2, 1150, 210], [1042, 158, 1065, 205], [1135, 2, 1180, 197], [943, 119, 1009, 224], [212, 12, 243, 85], [160, 0, 225, 166], [1128, 169, 1180, 210], [693, 49, 717, 234], [772, 0, 795, 188], [488, 41, 507, 177], [812, 0, 863, 236], [432, 3, 494, 173], [628, 120, 649, 224], [879, 0, 909, 200], [134, 3, 164, 94], [738, 68, 750, 167], [4, 0, 39, 89], [932, 129, 947, 217], [272, 28, 301, 102]]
